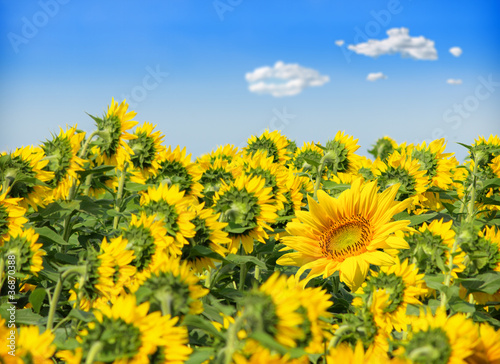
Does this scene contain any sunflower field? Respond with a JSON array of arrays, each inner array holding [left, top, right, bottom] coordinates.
[[1, 99, 500, 364]]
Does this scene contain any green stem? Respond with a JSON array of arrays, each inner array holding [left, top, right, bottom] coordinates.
[[47, 266, 86, 331], [113, 163, 128, 230], [160, 293, 173, 317], [238, 263, 247, 292], [204, 268, 212, 288], [219, 315, 245, 364], [1, 178, 11, 195], [440, 236, 460, 310], [85, 341, 103, 364], [465, 161, 478, 224], [313, 156, 328, 200]]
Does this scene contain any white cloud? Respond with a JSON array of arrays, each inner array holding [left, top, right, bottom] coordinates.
[[366, 72, 388, 82], [449, 46, 463, 57], [446, 78, 463, 85], [245, 61, 330, 97], [347, 27, 438, 60], [335, 40, 345, 47]]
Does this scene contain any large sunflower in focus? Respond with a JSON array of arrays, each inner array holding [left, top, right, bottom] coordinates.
[[277, 178, 412, 291]]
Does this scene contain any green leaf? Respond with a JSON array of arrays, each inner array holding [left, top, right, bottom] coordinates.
[[189, 245, 225, 261], [482, 178, 500, 189], [182, 315, 225, 340], [13, 309, 44, 325], [225, 222, 256, 234], [225, 254, 267, 269], [321, 181, 351, 191], [394, 212, 438, 227], [29, 288, 46, 314], [472, 311, 500, 329], [249, 331, 307, 358], [459, 272, 500, 295], [76, 164, 115, 179], [456, 142, 472, 151], [35, 227, 72, 246], [449, 297, 475, 314], [303, 157, 320, 168], [423, 274, 445, 290], [186, 348, 216, 364], [68, 309, 95, 323]]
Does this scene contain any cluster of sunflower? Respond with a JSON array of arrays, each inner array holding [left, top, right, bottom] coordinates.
[[0, 99, 499, 363]]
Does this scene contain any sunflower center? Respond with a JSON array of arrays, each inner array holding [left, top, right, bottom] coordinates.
[[150, 160, 193, 193], [320, 215, 371, 261], [405, 328, 452, 364], [129, 132, 157, 169]]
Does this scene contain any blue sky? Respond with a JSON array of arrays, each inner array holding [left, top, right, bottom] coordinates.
[[1, 0, 499, 161]]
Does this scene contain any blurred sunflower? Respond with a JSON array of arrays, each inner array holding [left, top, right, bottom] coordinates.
[[291, 141, 324, 173], [238, 151, 289, 210], [0, 187, 27, 242], [213, 174, 278, 254], [90, 98, 138, 168], [398, 219, 465, 284], [408, 139, 458, 190], [277, 178, 412, 291], [181, 203, 230, 272], [121, 213, 175, 283], [128, 122, 166, 182], [0, 228, 45, 279], [144, 146, 203, 198], [326, 341, 390, 364], [75, 294, 191, 363], [244, 129, 291, 164], [372, 150, 429, 209], [468, 323, 500, 364], [0, 146, 53, 210], [140, 183, 196, 248], [332, 297, 390, 359], [41, 125, 86, 201], [323, 131, 362, 174], [197, 143, 241, 164], [241, 272, 305, 348], [129, 255, 208, 317], [396, 309, 479, 364], [286, 275, 333, 354], [233, 345, 309, 364], [197, 158, 239, 207], [368, 136, 398, 162], [354, 258, 427, 332], [15, 325, 56, 364]]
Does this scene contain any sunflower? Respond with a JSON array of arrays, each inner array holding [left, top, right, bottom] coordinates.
[[326, 341, 390, 364], [354, 258, 427, 332], [408, 139, 458, 190], [277, 178, 412, 291], [129, 255, 208, 317], [372, 150, 429, 210], [181, 203, 231, 272], [237, 151, 289, 210], [41, 125, 86, 201], [197, 144, 241, 164], [76, 294, 191, 363], [470, 134, 500, 167], [368, 136, 398, 161], [0, 146, 54, 210], [233, 344, 310, 364], [15, 325, 56, 364], [0, 187, 27, 242], [323, 131, 362, 175], [461, 225, 500, 276], [0, 228, 45, 279], [68, 237, 131, 311], [128, 122, 167, 182], [121, 213, 175, 284], [241, 272, 305, 348], [332, 295, 390, 360], [291, 141, 324, 173], [90, 98, 138, 168], [197, 158, 239, 207], [213, 174, 278, 254], [144, 146, 203, 198], [244, 129, 291, 165], [396, 309, 479, 364], [398, 219, 465, 283], [467, 323, 500, 364], [285, 275, 333, 354], [139, 183, 196, 248]]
